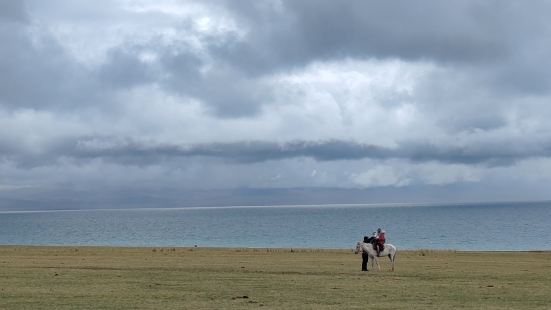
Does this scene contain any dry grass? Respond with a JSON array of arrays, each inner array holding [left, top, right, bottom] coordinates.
[[1, 246, 550, 309]]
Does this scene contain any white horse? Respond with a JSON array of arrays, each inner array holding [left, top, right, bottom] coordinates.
[[355, 241, 397, 272]]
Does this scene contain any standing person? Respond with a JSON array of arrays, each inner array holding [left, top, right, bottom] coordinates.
[[358, 236, 371, 271], [375, 228, 386, 256]]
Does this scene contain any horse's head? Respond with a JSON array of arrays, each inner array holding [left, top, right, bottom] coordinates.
[[354, 241, 361, 254]]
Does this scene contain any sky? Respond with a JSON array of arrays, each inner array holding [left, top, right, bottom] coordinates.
[[2, 0, 551, 209]]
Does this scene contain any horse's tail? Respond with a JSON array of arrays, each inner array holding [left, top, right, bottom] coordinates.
[[388, 248, 396, 262]]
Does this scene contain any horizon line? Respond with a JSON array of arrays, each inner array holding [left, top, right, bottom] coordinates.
[[0, 199, 549, 214]]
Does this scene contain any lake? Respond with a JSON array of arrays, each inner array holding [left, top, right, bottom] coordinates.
[[1, 201, 550, 250]]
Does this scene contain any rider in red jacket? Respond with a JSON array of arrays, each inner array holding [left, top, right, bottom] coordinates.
[[375, 228, 386, 256]]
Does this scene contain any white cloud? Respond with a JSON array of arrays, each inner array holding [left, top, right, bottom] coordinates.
[[351, 164, 412, 188], [268, 59, 437, 144], [26, 0, 239, 65], [415, 163, 481, 185], [351, 161, 481, 188]]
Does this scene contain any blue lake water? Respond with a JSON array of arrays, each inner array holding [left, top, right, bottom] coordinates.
[[1, 201, 550, 250]]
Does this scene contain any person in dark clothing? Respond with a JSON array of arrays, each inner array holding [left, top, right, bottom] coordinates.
[[360, 236, 370, 271]]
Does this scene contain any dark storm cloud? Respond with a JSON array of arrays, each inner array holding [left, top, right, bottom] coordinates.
[[218, 1, 531, 67], [72, 139, 387, 163], [0, 15, 101, 110], [0, 137, 535, 167], [0, 0, 28, 23], [98, 47, 157, 89], [5, 0, 550, 116], [213, 0, 551, 98], [3, 131, 548, 167], [96, 35, 267, 116], [91, 0, 551, 116], [159, 50, 266, 117], [81, 139, 551, 165]]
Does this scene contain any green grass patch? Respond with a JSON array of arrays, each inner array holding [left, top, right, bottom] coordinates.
[[1, 246, 550, 309]]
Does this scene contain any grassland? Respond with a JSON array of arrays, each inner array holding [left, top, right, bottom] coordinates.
[[1, 246, 550, 309]]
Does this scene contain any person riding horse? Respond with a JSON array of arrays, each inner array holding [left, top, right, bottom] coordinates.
[[355, 236, 397, 272], [373, 228, 385, 256]]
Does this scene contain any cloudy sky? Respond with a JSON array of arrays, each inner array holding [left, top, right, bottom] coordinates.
[[2, 0, 551, 209]]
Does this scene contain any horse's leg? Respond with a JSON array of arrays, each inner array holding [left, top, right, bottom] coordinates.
[[373, 255, 381, 271], [389, 251, 396, 272]]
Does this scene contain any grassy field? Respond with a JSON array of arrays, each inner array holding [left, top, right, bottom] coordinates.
[[1, 246, 550, 309]]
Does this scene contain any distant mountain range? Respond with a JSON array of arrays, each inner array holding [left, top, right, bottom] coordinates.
[[1, 184, 545, 211]]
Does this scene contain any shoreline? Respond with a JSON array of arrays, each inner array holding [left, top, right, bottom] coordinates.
[[1, 244, 550, 253]]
